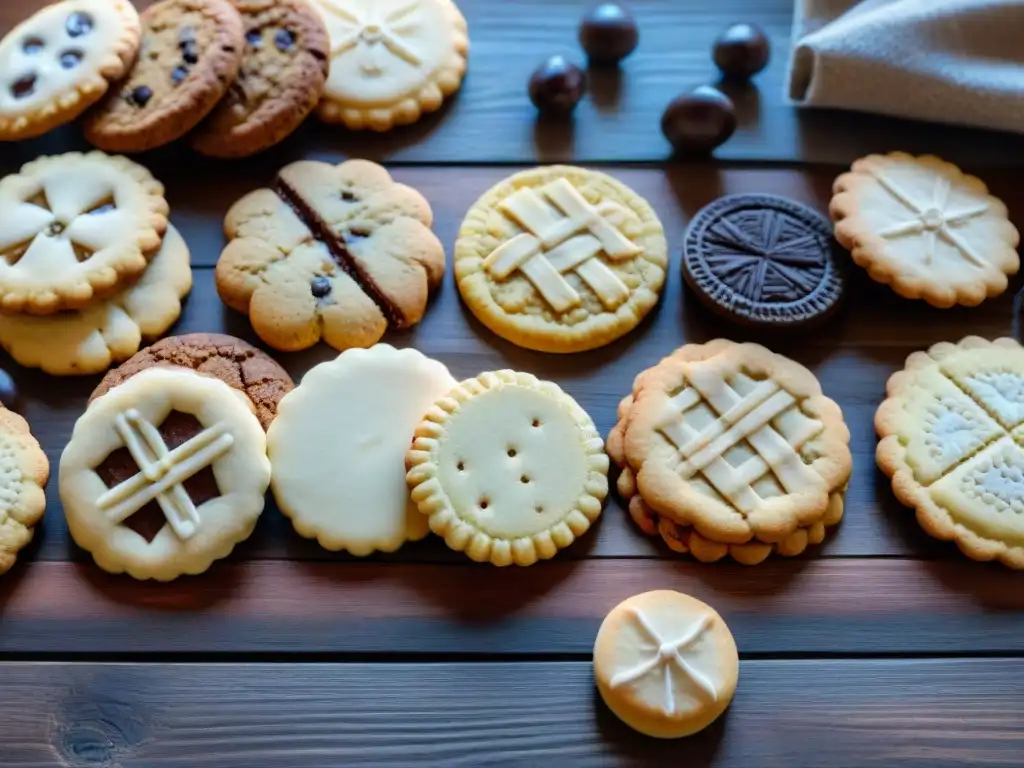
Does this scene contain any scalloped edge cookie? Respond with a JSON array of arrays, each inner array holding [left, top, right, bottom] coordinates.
[[0, 408, 49, 576], [406, 369, 609, 566]]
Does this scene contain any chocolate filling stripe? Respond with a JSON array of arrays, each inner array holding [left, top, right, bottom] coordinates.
[[273, 176, 405, 328]]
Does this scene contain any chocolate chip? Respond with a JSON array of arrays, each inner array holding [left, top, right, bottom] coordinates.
[[310, 276, 332, 298], [171, 65, 189, 84], [10, 73, 36, 99], [245, 29, 263, 47], [182, 48, 199, 65], [66, 12, 93, 37], [22, 38, 44, 54], [345, 227, 370, 241], [340, 191, 358, 202], [128, 85, 153, 107], [275, 29, 295, 51], [45, 221, 66, 236], [59, 50, 83, 69]]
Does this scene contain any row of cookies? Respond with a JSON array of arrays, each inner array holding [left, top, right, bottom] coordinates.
[[0, 0, 469, 155]]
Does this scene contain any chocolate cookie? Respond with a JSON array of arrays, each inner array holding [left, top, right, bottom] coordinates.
[[682, 194, 845, 329], [89, 333, 294, 429], [190, 0, 329, 158], [82, 0, 245, 153]]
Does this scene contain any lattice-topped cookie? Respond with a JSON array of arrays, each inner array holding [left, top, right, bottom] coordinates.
[[455, 166, 668, 353], [623, 340, 852, 545], [877, 336, 1024, 569], [60, 367, 270, 580]]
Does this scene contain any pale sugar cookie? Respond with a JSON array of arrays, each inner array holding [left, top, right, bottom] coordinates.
[[0, 408, 49, 576], [406, 370, 609, 566]]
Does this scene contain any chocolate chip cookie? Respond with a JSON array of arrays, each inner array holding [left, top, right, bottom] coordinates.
[[83, 0, 245, 153], [89, 332, 294, 429], [190, 0, 329, 158]]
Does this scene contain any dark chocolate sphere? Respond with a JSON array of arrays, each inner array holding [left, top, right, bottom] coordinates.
[[529, 55, 587, 115], [579, 3, 639, 66], [661, 86, 737, 155], [713, 23, 770, 80], [0, 369, 18, 410]]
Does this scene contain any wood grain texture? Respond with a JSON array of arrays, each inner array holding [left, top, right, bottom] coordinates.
[[4, 0, 1024, 167], [3, 559, 1024, 655], [2, 660, 1024, 767]]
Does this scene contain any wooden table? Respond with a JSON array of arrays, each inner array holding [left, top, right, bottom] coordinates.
[[4, 1, 1024, 766]]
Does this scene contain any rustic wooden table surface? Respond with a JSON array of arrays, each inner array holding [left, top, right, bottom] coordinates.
[[4, 1, 1024, 766]]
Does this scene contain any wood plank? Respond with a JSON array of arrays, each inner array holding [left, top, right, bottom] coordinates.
[[8, 165, 1017, 562], [3, 559, 1024, 655], [4, 0, 1024, 167], [2, 659, 1024, 767]]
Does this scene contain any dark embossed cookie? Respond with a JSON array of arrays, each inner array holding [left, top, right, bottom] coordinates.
[[82, 0, 245, 153], [682, 194, 845, 329], [190, 0, 329, 158], [89, 332, 294, 430]]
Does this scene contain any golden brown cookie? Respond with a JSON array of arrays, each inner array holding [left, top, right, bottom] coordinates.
[[0, 407, 49, 576], [877, 336, 1024, 569], [90, 333, 294, 430], [83, 0, 245, 153], [455, 166, 668, 353], [0, 0, 141, 141], [190, 0, 330, 158], [831, 152, 1020, 308], [216, 159, 445, 352]]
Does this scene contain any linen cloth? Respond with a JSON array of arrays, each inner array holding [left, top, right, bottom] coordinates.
[[788, 0, 1024, 133]]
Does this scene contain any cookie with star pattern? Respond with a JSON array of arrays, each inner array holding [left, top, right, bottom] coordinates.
[[682, 194, 845, 330], [831, 152, 1019, 308]]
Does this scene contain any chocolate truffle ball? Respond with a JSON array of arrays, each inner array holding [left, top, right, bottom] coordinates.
[[713, 23, 770, 80], [529, 55, 587, 115], [0, 369, 18, 410], [661, 86, 737, 155], [579, 3, 639, 66]]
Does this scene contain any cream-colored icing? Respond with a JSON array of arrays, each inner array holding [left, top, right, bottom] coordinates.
[[268, 345, 456, 555], [483, 179, 641, 313]]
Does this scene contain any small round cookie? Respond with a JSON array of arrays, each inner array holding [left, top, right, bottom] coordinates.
[[0, 408, 49, 576], [594, 590, 739, 739], [877, 336, 1024, 569], [90, 333, 294, 430], [0, 224, 192, 375], [216, 159, 445, 352], [455, 166, 668, 353], [190, 0, 330, 158], [59, 366, 271, 581], [406, 370, 609, 566], [683, 194, 845, 329], [83, 0, 245, 153], [831, 152, 1020, 308], [0, 0, 141, 141], [311, 0, 469, 132], [269, 345, 456, 555], [0, 151, 169, 314]]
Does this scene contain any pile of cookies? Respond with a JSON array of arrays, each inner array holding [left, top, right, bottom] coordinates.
[[608, 339, 853, 564], [0, 0, 470, 156], [0, 150, 191, 375]]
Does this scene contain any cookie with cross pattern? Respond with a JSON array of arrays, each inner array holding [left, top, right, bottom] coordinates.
[[594, 590, 739, 739], [455, 166, 668, 353], [311, 0, 469, 132], [622, 339, 852, 547], [216, 158, 445, 352], [60, 366, 271, 581], [0, 0, 141, 141], [682, 194, 846, 330], [0, 151, 169, 315], [83, 0, 245, 154], [406, 369, 609, 566], [190, 0, 330, 158], [831, 152, 1020, 308]]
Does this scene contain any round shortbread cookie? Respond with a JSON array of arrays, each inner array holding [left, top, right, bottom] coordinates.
[[830, 152, 1020, 308], [0, 151, 169, 314], [60, 366, 271, 581], [83, 0, 245, 153], [268, 344, 456, 555], [311, 0, 469, 132], [455, 166, 668, 353], [406, 369, 609, 566], [0, 0, 141, 141], [594, 590, 739, 739], [0, 224, 192, 376], [0, 407, 49, 576], [877, 336, 1024, 569]]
